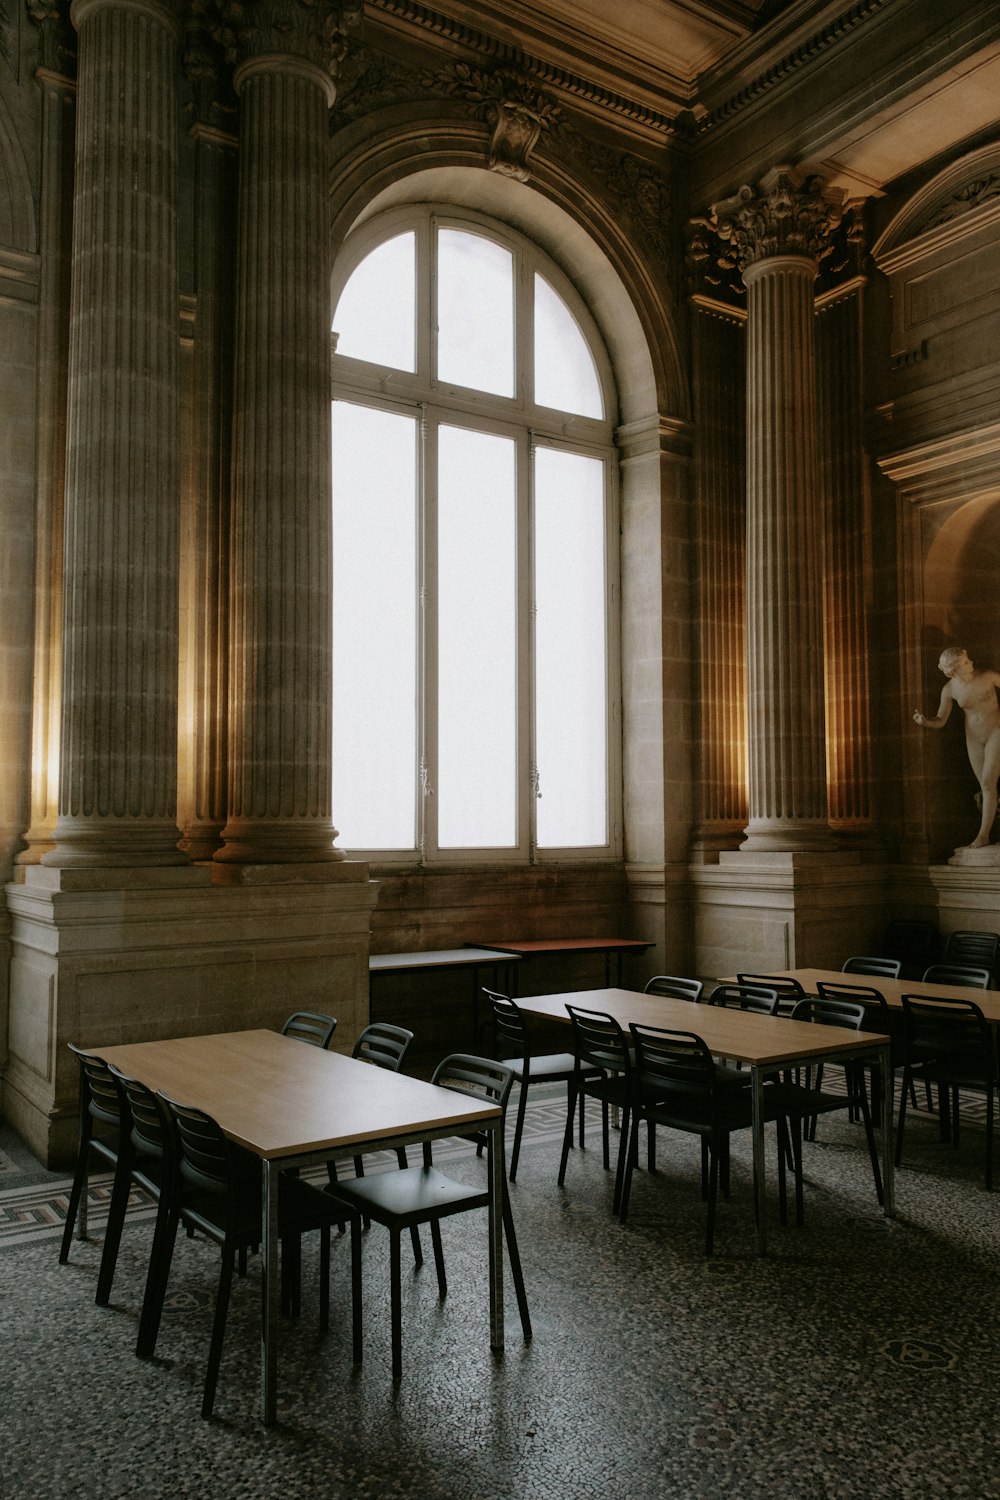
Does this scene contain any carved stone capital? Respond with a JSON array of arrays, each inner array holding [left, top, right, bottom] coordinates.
[[211, 0, 360, 99], [28, 0, 78, 77], [711, 165, 845, 274], [424, 62, 561, 184]]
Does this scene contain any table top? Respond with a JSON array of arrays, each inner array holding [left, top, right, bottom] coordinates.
[[514, 989, 890, 1068], [369, 948, 520, 972], [91, 1030, 500, 1160], [735, 968, 1000, 1026], [468, 938, 653, 958]]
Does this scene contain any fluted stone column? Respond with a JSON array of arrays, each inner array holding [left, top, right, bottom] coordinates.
[[44, 0, 185, 868], [712, 166, 845, 852], [214, 0, 357, 864], [20, 2, 76, 863]]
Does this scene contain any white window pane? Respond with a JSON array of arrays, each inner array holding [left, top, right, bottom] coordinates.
[[534, 273, 604, 419], [437, 427, 517, 847], [534, 447, 607, 847], [332, 402, 418, 848], [333, 234, 415, 372], [437, 229, 514, 397]]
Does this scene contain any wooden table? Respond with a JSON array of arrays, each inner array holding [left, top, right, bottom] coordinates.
[[467, 937, 653, 992], [90, 1029, 504, 1424], [369, 948, 521, 1040], [748, 968, 1000, 1024], [514, 988, 895, 1255]]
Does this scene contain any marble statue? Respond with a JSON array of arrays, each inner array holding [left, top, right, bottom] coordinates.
[[913, 646, 1000, 848]]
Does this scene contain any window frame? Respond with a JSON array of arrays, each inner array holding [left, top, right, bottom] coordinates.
[[330, 205, 622, 866]]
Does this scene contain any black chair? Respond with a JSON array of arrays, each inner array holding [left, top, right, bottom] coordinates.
[[944, 930, 1000, 986], [152, 1092, 361, 1418], [558, 1007, 633, 1215], [323, 1053, 531, 1382], [643, 975, 704, 1002], [766, 997, 885, 1224], [106, 1065, 179, 1353], [327, 1023, 422, 1267], [922, 963, 992, 990], [620, 1024, 793, 1254], [485, 990, 585, 1181], [736, 973, 804, 1016], [59, 1044, 124, 1277], [880, 918, 940, 981], [707, 982, 780, 1015], [814, 979, 904, 1123], [895, 993, 997, 1189], [281, 1011, 338, 1048], [842, 956, 902, 979]]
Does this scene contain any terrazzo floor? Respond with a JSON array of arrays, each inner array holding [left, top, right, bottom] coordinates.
[[2, 1088, 999, 1500]]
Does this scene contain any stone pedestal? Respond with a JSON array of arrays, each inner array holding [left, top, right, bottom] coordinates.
[[5, 861, 374, 1166], [691, 851, 887, 979]]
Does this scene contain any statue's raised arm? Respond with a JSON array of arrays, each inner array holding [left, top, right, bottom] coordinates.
[[914, 647, 1000, 848]]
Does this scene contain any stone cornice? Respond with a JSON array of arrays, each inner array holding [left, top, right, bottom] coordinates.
[[694, 0, 890, 135], [366, 0, 676, 141]]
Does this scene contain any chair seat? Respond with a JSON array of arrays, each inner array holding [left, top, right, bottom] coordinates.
[[182, 1170, 344, 1245], [509, 1051, 578, 1081], [328, 1164, 487, 1227]]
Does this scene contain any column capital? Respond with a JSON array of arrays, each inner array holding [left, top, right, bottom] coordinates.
[[29, 0, 77, 79], [711, 164, 846, 275], [210, 0, 360, 103]]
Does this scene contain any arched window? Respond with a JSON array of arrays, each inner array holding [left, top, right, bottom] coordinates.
[[331, 207, 620, 861]]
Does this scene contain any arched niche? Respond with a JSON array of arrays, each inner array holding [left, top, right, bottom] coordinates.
[[924, 493, 1000, 666]]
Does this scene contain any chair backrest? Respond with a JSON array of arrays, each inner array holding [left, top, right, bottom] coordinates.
[[158, 1092, 242, 1199], [108, 1063, 171, 1162], [880, 918, 940, 973], [943, 930, 999, 977], [281, 1011, 338, 1048], [842, 956, 902, 978], [790, 996, 867, 1031], [736, 973, 804, 998], [922, 963, 991, 990], [643, 975, 704, 1002], [629, 1024, 715, 1101], [352, 1022, 413, 1072], [566, 1006, 631, 1078], [900, 993, 991, 1061], [815, 981, 892, 1039], [431, 1054, 515, 1114], [484, 988, 526, 1061], [68, 1043, 122, 1130], [707, 982, 779, 1015]]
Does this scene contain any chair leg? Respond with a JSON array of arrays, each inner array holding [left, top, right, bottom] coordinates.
[[95, 1156, 133, 1306], [647, 1120, 656, 1172], [350, 1215, 363, 1365], [202, 1246, 236, 1419], [390, 1228, 403, 1383], [618, 1110, 641, 1225], [429, 1220, 447, 1298], [319, 1226, 330, 1334], [59, 1145, 91, 1263], [501, 1182, 532, 1341], [610, 1105, 631, 1217], [509, 1079, 529, 1182], [136, 1201, 179, 1358], [854, 1073, 884, 1205], [895, 1068, 910, 1168], [557, 1079, 579, 1186], [704, 1141, 719, 1256]]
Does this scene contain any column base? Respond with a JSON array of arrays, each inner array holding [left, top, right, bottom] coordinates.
[[3, 860, 375, 1166]]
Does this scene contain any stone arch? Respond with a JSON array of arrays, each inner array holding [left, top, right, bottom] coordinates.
[[328, 116, 686, 426], [872, 139, 1000, 264], [924, 493, 1000, 669]]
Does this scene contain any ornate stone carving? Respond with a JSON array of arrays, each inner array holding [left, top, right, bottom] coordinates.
[[28, 0, 77, 77], [184, 0, 237, 128], [424, 62, 561, 183], [210, 0, 360, 85], [921, 172, 1000, 232], [711, 165, 845, 271], [685, 215, 744, 304]]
